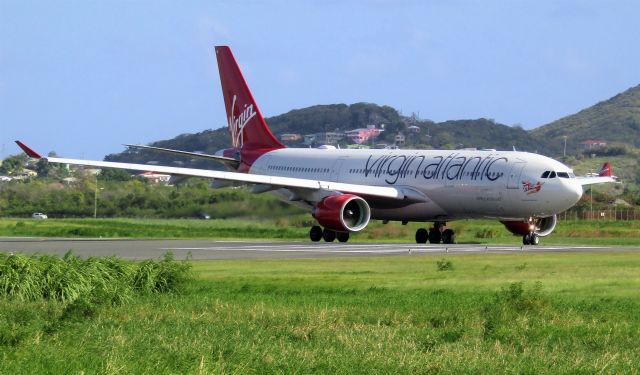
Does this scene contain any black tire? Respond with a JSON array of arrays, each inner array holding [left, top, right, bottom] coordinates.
[[428, 228, 442, 244], [309, 226, 323, 242], [415, 228, 428, 244], [531, 233, 540, 245], [442, 229, 455, 244], [523, 234, 531, 245], [322, 228, 336, 242], [336, 232, 350, 243]]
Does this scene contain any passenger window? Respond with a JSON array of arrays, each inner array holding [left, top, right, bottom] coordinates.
[[541, 171, 550, 178], [549, 171, 556, 178]]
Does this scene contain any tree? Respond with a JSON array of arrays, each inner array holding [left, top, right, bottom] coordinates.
[[99, 168, 133, 182], [35, 159, 52, 177], [0, 154, 27, 175]]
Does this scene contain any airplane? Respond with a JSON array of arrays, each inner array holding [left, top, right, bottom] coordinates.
[[586, 161, 617, 179], [16, 45, 615, 245]]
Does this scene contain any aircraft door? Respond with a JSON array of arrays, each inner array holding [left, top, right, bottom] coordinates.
[[507, 162, 526, 189], [330, 157, 348, 182]]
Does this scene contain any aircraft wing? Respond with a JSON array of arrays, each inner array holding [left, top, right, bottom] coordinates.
[[15, 141, 426, 203], [575, 176, 616, 186], [124, 144, 240, 168]]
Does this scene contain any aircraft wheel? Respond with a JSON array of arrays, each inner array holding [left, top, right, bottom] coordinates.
[[415, 228, 428, 244], [442, 229, 455, 244], [336, 232, 350, 243], [309, 226, 323, 242], [428, 228, 442, 244], [530, 233, 540, 245], [523, 234, 531, 245], [322, 228, 336, 242]]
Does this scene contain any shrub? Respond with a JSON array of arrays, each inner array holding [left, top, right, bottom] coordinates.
[[482, 281, 549, 342], [475, 228, 499, 239], [436, 259, 453, 271]]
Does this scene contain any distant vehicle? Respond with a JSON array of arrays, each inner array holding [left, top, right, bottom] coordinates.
[[15, 46, 616, 245], [198, 212, 211, 220], [32, 212, 48, 219], [0, 176, 12, 182]]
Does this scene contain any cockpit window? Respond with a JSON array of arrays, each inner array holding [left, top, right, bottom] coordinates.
[[557, 172, 570, 178], [549, 171, 556, 178], [541, 171, 550, 178]]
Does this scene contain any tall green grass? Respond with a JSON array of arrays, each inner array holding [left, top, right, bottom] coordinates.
[[0, 252, 191, 304]]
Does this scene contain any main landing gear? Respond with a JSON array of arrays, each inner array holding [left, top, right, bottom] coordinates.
[[309, 225, 350, 243], [415, 222, 455, 244]]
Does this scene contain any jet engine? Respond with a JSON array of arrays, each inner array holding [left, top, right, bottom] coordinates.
[[501, 215, 558, 237], [312, 194, 371, 232]]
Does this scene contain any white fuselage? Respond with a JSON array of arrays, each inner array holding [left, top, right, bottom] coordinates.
[[249, 148, 583, 222]]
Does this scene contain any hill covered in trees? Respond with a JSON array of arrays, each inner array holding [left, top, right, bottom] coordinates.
[[532, 84, 640, 155], [105, 103, 540, 167], [104, 83, 640, 166]]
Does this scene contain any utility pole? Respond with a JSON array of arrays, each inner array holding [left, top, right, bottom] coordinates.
[[590, 187, 593, 220], [94, 174, 98, 218], [563, 136, 567, 158]]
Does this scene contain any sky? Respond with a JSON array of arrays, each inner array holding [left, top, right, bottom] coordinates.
[[1, 0, 639, 159]]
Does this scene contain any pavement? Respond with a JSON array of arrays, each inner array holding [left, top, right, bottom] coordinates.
[[0, 237, 637, 260]]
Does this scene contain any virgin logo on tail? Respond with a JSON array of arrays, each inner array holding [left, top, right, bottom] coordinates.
[[228, 94, 257, 148]]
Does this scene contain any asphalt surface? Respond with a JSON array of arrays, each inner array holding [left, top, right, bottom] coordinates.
[[1, 237, 638, 260]]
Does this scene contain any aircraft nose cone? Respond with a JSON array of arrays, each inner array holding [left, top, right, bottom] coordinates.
[[567, 182, 583, 204]]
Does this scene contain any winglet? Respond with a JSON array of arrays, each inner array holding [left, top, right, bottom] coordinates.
[[15, 141, 43, 158]]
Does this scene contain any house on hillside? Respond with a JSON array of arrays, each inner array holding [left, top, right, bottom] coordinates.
[[12, 169, 38, 180], [280, 133, 302, 142], [304, 132, 344, 146], [345, 126, 384, 145], [138, 171, 171, 185], [579, 140, 607, 149]]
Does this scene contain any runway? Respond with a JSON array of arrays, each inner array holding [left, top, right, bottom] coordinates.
[[0, 237, 637, 260]]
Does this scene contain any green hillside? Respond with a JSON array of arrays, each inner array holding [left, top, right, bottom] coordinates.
[[532, 84, 640, 155], [104, 84, 640, 172], [105, 103, 538, 166]]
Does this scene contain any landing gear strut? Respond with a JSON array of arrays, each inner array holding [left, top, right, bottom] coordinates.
[[415, 222, 455, 244]]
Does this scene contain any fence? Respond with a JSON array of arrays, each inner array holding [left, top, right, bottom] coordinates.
[[559, 208, 639, 221]]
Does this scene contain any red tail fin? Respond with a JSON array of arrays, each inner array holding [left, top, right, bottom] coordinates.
[[598, 161, 612, 177], [215, 46, 284, 151]]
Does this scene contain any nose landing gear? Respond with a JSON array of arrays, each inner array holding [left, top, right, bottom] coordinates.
[[523, 232, 539, 245]]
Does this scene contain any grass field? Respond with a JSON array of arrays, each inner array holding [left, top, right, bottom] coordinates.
[[2, 217, 640, 246], [1, 252, 639, 373]]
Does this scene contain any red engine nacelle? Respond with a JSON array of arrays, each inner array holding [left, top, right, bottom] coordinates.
[[501, 215, 558, 237], [312, 194, 371, 232]]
